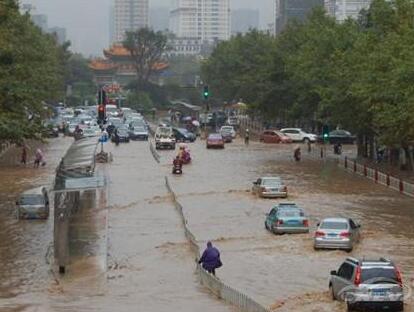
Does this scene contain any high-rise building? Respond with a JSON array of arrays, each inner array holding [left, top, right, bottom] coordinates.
[[31, 14, 49, 32], [49, 27, 67, 45], [325, 0, 371, 22], [113, 0, 149, 43], [170, 0, 230, 43], [231, 9, 260, 35], [275, 0, 324, 34], [149, 7, 170, 32]]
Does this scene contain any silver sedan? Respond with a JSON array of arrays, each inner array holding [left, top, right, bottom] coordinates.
[[252, 177, 288, 198], [314, 217, 361, 251]]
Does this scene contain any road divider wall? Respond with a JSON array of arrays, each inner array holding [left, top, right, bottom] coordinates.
[[165, 176, 271, 312], [149, 140, 160, 163]]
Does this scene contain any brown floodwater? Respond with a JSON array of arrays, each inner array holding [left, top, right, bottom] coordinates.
[[1, 135, 413, 312]]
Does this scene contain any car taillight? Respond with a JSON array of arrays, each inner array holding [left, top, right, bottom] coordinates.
[[276, 219, 284, 225], [303, 219, 309, 227], [315, 231, 325, 237], [282, 186, 287, 192], [354, 266, 361, 286], [395, 266, 403, 286], [260, 187, 266, 192], [340, 231, 351, 238]]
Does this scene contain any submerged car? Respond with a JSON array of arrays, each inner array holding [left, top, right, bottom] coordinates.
[[265, 203, 309, 234], [206, 133, 224, 149], [314, 217, 361, 251], [16, 186, 49, 219], [252, 177, 287, 198], [330, 257, 404, 312], [260, 130, 292, 144], [155, 126, 176, 149], [129, 126, 149, 140]]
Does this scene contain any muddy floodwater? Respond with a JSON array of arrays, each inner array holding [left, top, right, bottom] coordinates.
[[1, 136, 413, 312]]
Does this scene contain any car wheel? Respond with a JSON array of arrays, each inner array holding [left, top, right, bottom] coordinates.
[[265, 222, 268, 230], [303, 138, 310, 144], [345, 247, 353, 253], [329, 284, 336, 300], [346, 302, 354, 312]]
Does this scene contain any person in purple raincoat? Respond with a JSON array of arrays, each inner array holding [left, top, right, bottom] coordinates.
[[198, 241, 222, 276]]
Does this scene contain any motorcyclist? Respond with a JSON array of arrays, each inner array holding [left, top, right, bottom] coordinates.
[[334, 142, 342, 155], [173, 156, 183, 173], [244, 129, 250, 145], [294, 146, 301, 162]]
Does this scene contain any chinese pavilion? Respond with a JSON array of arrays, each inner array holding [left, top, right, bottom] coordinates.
[[89, 44, 169, 87]]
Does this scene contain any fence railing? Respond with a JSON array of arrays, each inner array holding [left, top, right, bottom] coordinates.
[[306, 146, 414, 198], [165, 177, 271, 312]]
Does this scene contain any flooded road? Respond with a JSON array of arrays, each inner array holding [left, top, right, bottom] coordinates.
[[162, 139, 414, 311], [1, 134, 413, 312]]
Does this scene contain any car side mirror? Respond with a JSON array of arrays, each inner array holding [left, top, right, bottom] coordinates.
[[357, 224, 361, 228], [15, 201, 19, 206], [330, 270, 337, 276]]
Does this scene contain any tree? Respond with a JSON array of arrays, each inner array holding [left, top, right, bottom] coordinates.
[[123, 28, 168, 89]]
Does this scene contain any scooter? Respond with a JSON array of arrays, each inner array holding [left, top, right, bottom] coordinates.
[[172, 163, 183, 175]]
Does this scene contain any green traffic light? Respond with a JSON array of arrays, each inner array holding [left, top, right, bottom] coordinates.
[[323, 133, 329, 138]]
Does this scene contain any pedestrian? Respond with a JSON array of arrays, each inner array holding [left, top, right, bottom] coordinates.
[[198, 241, 222, 276], [20, 145, 27, 165], [244, 129, 250, 145], [34, 148, 45, 168], [307, 140, 312, 153], [294, 146, 301, 162]]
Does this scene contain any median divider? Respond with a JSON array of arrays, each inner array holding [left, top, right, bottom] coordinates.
[[149, 140, 160, 163], [165, 176, 271, 312]]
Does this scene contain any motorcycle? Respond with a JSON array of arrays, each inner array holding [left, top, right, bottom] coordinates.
[[172, 163, 183, 175]]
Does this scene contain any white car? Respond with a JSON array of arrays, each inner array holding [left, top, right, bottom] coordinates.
[[220, 126, 236, 138], [280, 128, 317, 143]]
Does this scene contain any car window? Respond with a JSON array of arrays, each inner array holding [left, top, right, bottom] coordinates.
[[320, 221, 348, 230], [20, 195, 44, 205], [269, 208, 277, 216], [278, 209, 303, 217], [262, 178, 281, 186], [361, 267, 398, 284], [257, 178, 262, 185], [338, 263, 354, 280]]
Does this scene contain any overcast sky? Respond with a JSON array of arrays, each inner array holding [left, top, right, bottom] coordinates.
[[24, 0, 274, 57]]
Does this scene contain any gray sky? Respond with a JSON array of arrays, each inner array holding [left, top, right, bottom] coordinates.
[[25, 0, 274, 57]]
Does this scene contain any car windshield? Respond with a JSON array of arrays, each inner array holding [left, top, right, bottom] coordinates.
[[361, 267, 398, 284], [209, 134, 221, 139], [221, 127, 232, 131], [320, 221, 348, 230], [134, 127, 145, 132], [262, 178, 281, 186], [278, 209, 303, 217], [20, 195, 44, 205]]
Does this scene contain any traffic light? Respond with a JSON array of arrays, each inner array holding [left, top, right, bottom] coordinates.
[[98, 89, 107, 105], [98, 104, 105, 121], [322, 125, 330, 142], [203, 85, 209, 100]]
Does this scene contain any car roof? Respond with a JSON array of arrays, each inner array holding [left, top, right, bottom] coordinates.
[[321, 217, 349, 223], [261, 176, 281, 180], [281, 128, 302, 131], [346, 257, 394, 266], [21, 186, 46, 196]]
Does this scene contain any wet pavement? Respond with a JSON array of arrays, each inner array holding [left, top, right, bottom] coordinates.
[[1, 134, 414, 312], [159, 138, 414, 311]]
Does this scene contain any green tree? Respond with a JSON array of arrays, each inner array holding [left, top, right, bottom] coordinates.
[[123, 28, 168, 89]]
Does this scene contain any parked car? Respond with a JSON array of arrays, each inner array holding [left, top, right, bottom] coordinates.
[[16, 186, 49, 219], [155, 126, 176, 149], [173, 128, 196, 142], [265, 203, 309, 234], [111, 127, 130, 143], [252, 177, 288, 198], [260, 130, 293, 144], [206, 133, 225, 149], [317, 129, 356, 144], [280, 128, 317, 143], [129, 126, 149, 141], [330, 257, 404, 312], [314, 218, 361, 251]]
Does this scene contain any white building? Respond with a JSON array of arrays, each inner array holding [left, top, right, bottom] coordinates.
[[170, 0, 230, 44], [325, 0, 371, 22], [113, 0, 149, 43]]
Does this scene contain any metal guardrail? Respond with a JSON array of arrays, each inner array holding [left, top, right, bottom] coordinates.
[[165, 176, 271, 312], [306, 147, 414, 198]]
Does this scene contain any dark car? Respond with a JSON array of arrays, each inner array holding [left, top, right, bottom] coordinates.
[[111, 127, 130, 143], [318, 130, 356, 144], [129, 126, 148, 140], [173, 128, 196, 142]]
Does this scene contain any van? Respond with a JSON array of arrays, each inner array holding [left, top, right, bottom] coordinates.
[[17, 186, 50, 219]]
